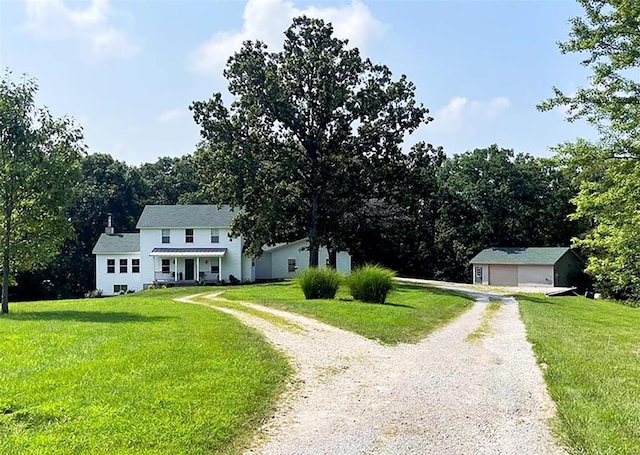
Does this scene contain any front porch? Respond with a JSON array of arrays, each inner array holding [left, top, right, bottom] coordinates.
[[150, 247, 227, 285]]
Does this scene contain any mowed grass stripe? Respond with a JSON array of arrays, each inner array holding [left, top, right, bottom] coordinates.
[[466, 299, 502, 342], [0, 288, 290, 454], [519, 294, 640, 454], [196, 294, 307, 334], [223, 282, 473, 344]]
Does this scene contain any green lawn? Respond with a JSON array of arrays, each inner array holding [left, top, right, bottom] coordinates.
[[0, 288, 290, 454], [519, 294, 640, 454], [222, 282, 473, 344]]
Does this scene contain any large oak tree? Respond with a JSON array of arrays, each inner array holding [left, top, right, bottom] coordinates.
[[191, 16, 429, 266], [0, 72, 85, 313]]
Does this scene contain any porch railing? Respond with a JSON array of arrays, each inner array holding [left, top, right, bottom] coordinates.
[[154, 271, 174, 282]]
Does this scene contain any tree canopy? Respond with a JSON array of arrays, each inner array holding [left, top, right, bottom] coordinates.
[[540, 0, 640, 301], [0, 72, 85, 313], [191, 16, 429, 266]]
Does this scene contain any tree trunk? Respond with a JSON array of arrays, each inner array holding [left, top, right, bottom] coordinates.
[[327, 246, 337, 269], [309, 192, 319, 267], [2, 207, 10, 314]]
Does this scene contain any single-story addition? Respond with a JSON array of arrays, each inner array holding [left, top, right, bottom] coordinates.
[[469, 247, 583, 287], [92, 205, 351, 296]]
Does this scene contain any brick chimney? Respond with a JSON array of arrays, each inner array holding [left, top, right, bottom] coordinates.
[[105, 213, 115, 235]]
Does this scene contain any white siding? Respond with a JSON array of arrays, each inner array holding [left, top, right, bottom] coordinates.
[[255, 252, 272, 280], [517, 265, 554, 287], [95, 253, 142, 296], [265, 240, 352, 279], [336, 252, 351, 275], [139, 227, 247, 284]]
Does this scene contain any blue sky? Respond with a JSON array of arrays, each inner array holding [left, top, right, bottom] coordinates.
[[1, 0, 596, 165]]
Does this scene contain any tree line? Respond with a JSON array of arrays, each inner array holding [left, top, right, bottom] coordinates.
[[9, 144, 583, 302]]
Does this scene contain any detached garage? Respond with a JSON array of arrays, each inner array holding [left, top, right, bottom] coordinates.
[[469, 247, 583, 287]]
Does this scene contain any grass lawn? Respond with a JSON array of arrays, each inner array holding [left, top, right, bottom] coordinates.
[[519, 294, 640, 454], [0, 288, 290, 454], [221, 281, 473, 344]]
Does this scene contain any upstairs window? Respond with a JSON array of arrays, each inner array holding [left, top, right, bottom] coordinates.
[[161, 259, 170, 274], [107, 259, 115, 274], [162, 229, 170, 244], [132, 259, 140, 273], [120, 259, 128, 273], [186, 228, 194, 243], [211, 229, 219, 243]]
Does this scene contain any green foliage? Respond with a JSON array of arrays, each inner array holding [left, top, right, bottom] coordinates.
[[0, 288, 290, 453], [347, 265, 396, 304], [539, 1, 640, 301], [349, 145, 582, 282], [539, 0, 640, 148], [554, 141, 640, 300], [0, 70, 85, 313], [191, 16, 429, 265], [519, 293, 640, 453], [225, 281, 472, 344], [297, 267, 340, 300]]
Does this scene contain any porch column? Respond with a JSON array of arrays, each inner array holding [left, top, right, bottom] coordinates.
[[174, 257, 178, 281], [219, 256, 222, 283], [196, 257, 200, 282]]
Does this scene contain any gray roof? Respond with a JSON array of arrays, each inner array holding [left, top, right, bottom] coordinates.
[[469, 247, 574, 265], [136, 205, 238, 228], [150, 248, 227, 254], [92, 233, 140, 254]]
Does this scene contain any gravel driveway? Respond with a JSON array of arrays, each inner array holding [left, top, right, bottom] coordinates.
[[179, 288, 565, 454]]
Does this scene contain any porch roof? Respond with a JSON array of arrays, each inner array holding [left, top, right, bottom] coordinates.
[[150, 247, 227, 258]]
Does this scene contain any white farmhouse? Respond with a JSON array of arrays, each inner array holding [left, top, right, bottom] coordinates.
[[92, 205, 351, 296]]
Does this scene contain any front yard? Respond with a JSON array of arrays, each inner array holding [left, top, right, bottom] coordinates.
[[0, 288, 290, 454]]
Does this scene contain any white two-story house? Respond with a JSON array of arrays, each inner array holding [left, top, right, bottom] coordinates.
[[92, 205, 351, 296]]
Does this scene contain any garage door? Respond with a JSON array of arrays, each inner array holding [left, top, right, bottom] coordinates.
[[489, 265, 518, 286]]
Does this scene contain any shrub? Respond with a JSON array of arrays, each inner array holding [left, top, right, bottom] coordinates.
[[84, 289, 103, 298], [229, 274, 240, 285], [347, 265, 396, 304], [298, 267, 341, 300]]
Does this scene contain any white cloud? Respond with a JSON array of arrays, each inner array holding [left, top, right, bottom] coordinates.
[[24, 0, 140, 59], [431, 96, 510, 133], [190, 0, 385, 76], [157, 108, 186, 124]]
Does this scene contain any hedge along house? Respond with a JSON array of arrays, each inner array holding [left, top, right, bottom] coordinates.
[[469, 247, 584, 287]]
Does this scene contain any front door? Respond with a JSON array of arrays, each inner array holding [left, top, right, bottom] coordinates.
[[185, 259, 195, 281], [474, 266, 483, 284]]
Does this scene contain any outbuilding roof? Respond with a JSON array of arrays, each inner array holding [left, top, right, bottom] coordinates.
[[136, 205, 238, 228], [92, 233, 140, 254], [469, 247, 575, 265]]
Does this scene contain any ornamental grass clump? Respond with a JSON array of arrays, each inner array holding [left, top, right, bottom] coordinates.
[[348, 265, 396, 304], [298, 267, 341, 300]]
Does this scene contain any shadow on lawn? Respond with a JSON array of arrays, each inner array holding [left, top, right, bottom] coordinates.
[[394, 284, 475, 302], [515, 294, 558, 305], [6, 311, 174, 323]]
